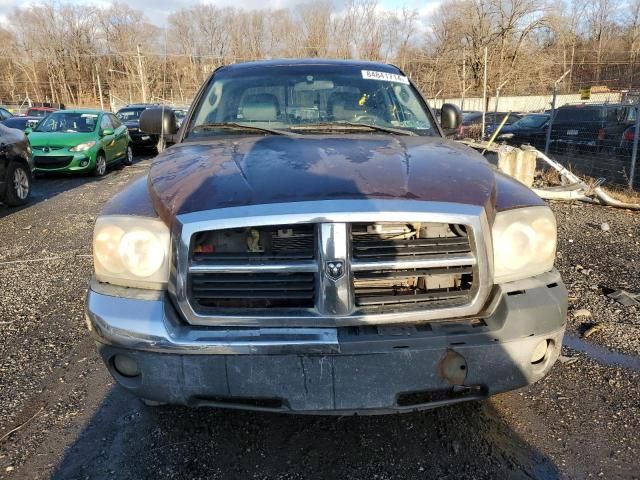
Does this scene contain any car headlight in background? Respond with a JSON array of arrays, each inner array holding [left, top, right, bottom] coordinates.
[[70, 140, 97, 152], [492, 206, 557, 283], [93, 216, 170, 290]]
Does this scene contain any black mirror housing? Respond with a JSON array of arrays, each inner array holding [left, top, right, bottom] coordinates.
[[440, 103, 462, 131], [140, 108, 178, 136]]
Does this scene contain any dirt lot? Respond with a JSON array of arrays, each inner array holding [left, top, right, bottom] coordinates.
[[0, 159, 638, 479]]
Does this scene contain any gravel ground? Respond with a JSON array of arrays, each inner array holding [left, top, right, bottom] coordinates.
[[0, 161, 638, 479], [550, 201, 640, 356]]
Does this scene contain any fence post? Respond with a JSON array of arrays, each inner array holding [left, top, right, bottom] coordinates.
[[629, 102, 640, 190], [544, 86, 557, 155]]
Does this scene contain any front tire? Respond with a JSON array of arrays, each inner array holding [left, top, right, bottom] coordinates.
[[93, 152, 107, 177], [4, 162, 31, 206], [122, 145, 134, 166]]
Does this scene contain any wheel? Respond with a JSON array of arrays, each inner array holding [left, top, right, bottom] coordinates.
[[92, 152, 107, 177], [122, 145, 134, 166], [156, 137, 166, 154], [4, 162, 31, 206]]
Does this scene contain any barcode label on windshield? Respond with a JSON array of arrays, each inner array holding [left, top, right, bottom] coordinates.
[[361, 70, 410, 84]]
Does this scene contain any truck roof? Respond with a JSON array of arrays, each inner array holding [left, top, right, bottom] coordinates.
[[221, 58, 400, 73]]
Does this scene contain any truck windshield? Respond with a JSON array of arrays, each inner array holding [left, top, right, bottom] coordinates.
[[187, 65, 438, 137]]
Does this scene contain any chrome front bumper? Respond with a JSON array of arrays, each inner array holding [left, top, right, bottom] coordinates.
[[87, 270, 567, 413]]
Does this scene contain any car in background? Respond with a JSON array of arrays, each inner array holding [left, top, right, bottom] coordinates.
[[619, 125, 637, 154], [456, 111, 521, 139], [25, 107, 58, 118], [27, 109, 132, 177], [497, 113, 550, 148], [119, 104, 187, 152], [0, 107, 13, 122], [0, 123, 33, 206], [116, 104, 160, 150], [1, 116, 41, 131], [484, 112, 523, 137], [549, 103, 634, 152]]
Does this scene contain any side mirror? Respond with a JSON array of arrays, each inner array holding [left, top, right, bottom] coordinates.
[[102, 128, 114, 136], [140, 108, 178, 136], [440, 103, 462, 131], [24, 127, 32, 135]]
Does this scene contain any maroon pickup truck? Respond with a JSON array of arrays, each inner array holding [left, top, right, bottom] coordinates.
[[86, 59, 566, 414]]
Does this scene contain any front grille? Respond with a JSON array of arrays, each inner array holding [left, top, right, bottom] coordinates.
[[188, 224, 316, 312], [177, 204, 489, 326], [191, 272, 315, 310], [351, 223, 475, 312], [33, 156, 73, 169], [32, 146, 64, 151]]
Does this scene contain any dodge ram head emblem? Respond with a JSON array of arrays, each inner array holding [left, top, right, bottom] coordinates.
[[325, 261, 345, 280]]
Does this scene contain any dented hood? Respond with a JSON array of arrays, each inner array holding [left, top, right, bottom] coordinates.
[[147, 135, 497, 221]]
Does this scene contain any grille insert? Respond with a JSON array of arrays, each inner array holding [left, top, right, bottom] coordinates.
[[189, 224, 316, 312], [33, 156, 73, 169], [190, 272, 315, 310]]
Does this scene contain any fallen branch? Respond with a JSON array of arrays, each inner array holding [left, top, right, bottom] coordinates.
[[0, 253, 92, 267], [0, 406, 45, 444]]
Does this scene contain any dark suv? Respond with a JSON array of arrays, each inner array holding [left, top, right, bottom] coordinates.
[[550, 103, 634, 152], [116, 104, 188, 152], [1, 123, 33, 206], [116, 104, 160, 150]]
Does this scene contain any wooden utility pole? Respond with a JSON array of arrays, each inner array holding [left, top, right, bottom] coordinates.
[[461, 46, 466, 112], [482, 47, 488, 138], [96, 65, 104, 111], [137, 44, 147, 103]]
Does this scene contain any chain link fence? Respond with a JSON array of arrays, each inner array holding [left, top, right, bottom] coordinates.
[[429, 84, 640, 190]]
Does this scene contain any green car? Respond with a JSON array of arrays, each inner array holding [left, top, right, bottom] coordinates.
[[27, 109, 132, 176]]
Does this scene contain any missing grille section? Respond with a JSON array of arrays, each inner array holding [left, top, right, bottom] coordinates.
[[192, 224, 315, 261], [190, 272, 315, 310], [352, 223, 474, 312]]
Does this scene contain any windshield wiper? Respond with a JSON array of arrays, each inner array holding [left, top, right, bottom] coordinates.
[[289, 122, 417, 136], [190, 122, 297, 136]]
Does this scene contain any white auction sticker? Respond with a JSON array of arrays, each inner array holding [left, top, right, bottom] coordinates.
[[361, 70, 410, 84]]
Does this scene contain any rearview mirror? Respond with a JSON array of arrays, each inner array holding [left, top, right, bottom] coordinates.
[[24, 127, 32, 135], [140, 108, 178, 136], [440, 103, 462, 131], [101, 128, 114, 136]]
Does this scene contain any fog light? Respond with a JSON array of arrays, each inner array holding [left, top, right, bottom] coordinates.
[[531, 340, 549, 364], [113, 355, 140, 377], [79, 159, 89, 167]]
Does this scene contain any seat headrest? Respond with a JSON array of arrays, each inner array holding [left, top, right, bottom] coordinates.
[[327, 92, 362, 120], [240, 93, 280, 122]]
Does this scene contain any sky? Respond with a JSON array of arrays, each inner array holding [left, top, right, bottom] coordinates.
[[0, 0, 441, 26]]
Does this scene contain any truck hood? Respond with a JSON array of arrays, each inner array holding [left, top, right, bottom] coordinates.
[[148, 135, 498, 221]]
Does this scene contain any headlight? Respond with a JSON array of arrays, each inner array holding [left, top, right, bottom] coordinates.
[[498, 133, 514, 139], [492, 206, 557, 283], [93, 216, 170, 290], [70, 140, 96, 152]]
